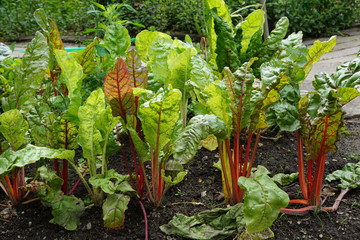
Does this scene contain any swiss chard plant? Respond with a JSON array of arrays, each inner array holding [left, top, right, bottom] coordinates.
[[279, 51, 360, 214]]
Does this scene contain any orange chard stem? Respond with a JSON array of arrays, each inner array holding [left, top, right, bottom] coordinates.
[[296, 131, 308, 200]]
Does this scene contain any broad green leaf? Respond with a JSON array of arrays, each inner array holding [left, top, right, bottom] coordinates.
[[204, 83, 232, 134], [138, 87, 182, 152], [237, 10, 265, 56], [71, 38, 99, 76], [238, 166, 289, 233], [0, 109, 28, 151], [125, 49, 148, 89], [173, 115, 228, 164], [3, 32, 49, 112], [303, 36, 336, 78], [103, 193, 131, 229], [160, 203, 244, 240], [272, 172, 299, 186], [326, 161, 360, 189], [54, 50, 83, 124], [104, 58, 136, 119], [127, 126, 150, 162], [166, 47, 197, 91], [18, 31, 49, 90], [200, 134, 218, 151], [135, 30, 172, 61], [0, 144, 74, 176], [34, 9, 51, 33], [212, 11, 239, 72], [205, 0, 232, 67], [89, 169, 133, 195], [189, 55, 215, 89], [255, 17, 289, 68], [161, 169, 187, 187], [104, 23, 130, 58], [147, 37, 174, 83], [78, 89, 105, 172], [50, 195, 85, 231], [58, 119, 78, 150]]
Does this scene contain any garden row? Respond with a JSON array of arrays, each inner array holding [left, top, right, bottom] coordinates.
[[1, 0, 359, 41], [1, 0, 360, 239]]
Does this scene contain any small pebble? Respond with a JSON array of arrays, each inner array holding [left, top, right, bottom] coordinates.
[[86, 222, 92, 230], [319, 234, 323, 238], [297, 220, 301, 225], [29, 221, 32, 227]]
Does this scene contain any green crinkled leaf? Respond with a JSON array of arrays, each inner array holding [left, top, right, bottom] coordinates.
[[104, 23, 130, 58], [237, 10, 265, 56], [135, 30, 172, 61], [89, 169, 133, 195], [270, 101, 300, 132], [54, 49, 83, 124], [0, 144, 74, 176], [313, 54, 360, 105], [138, 87, 182, 152], [189, 55, 215, 89], [160, 203, 244, 240], [272, 172, 299, 186], [27, 102, 58, 148], [212, 10, 239, 72], [303, 36, 336, 78], [50, 195, 85, 231], [255, 17, 289, 68], [173, 115, 228, 164], [102, 193, 131, 229], [238, 166, 289, 233], [71, 38, 99, 76], [326, 161, 360, 189], [38, 166, 63, 190], [0, 109, 28, 151], [205, 0, 232, 67]]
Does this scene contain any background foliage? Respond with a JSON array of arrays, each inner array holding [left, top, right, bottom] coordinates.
[[0, 0, 359, 41]]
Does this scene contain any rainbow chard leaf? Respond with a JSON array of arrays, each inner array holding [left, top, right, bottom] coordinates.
[[49, 195, 85, 231], [238, 166, 289, 233], [104, 23, 131, 58], [102, 193, 131, 229], [71, 38, 99, 76], [104, 58, 136, 119], [125, 48, 148, 89], [303, 36, 336, 78], [139, 86, 182, 152]]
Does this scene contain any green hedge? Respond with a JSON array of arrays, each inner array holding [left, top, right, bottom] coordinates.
[[1, 0, 359, 41], [0, 0, 95, 41]]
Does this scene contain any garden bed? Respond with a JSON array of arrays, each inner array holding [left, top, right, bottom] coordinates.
[[1, 118, 359, 240]]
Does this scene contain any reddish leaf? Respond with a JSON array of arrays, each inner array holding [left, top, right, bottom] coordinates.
[[49, 19, 65, 51], [125, 49, 148, 89], [104, 58, 136, 119]]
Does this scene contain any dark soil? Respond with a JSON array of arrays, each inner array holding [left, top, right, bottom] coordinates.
[[1, 118, 360, 240]]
